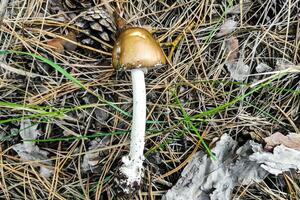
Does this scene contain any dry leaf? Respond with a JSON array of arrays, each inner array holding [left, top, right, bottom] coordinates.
[[114, 12, 127, 30], [256, 63, 273, 73], [225, 37, 250, 81], [47, 38, 65, 53], [47, 32, 77, 53], [250, 144, 300, 175], [226, 36, 239, 64], [13, 144, 53, 177], [264, 132, 300, 151], [216, 19, 237, 38], [12, 119, 53, 178], [81, 137, 110, 172], [19, 119, 40, 152], [226, 61, 250, 81], [63, 31, 77, 51]]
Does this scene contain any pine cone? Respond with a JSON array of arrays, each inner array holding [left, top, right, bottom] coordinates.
[[51, 0, 116, 51], [63, 0, 93, 10], [75, 6, 116, 47]]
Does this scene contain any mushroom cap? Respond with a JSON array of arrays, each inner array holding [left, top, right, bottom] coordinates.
[[112, 27, 166, 70]]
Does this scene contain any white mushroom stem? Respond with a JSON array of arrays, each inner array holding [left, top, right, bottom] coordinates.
[[120, 68, 146, 190]]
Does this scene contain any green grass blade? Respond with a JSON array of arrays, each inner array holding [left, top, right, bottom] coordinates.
[[191, 72, 289, 120], [0, 50, 130, 117], [173, 90, 216, 160], [28, 131, 128, 143]]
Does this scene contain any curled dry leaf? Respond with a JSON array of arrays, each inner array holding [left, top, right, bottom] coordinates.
[[224, 36, 250, 81], [216, 19, 237, 38], [226, 36, 239, 64], [264, 132, 300, 151], [47, 32, 77, 53], [226, 61, 250, 81], [115, 16, 127, 30], [63, 32, 77, 50], [18, 119, 40, 152], [81, 137, 110, 172], [47, 39, 64, 53], [12, 119, 53, 178], [256, 63, 273, 73], [250, 144, 300, 176]]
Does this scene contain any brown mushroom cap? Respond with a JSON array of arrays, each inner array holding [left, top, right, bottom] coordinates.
[[112, 27, 166, 70]]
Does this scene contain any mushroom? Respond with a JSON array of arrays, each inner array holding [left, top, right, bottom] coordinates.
[[112, 27, 166, 194]]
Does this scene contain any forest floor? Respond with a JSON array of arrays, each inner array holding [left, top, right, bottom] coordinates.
[[0, 0, 299, 199]]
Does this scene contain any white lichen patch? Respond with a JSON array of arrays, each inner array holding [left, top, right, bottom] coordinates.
[[163, 133, 300, 200]]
